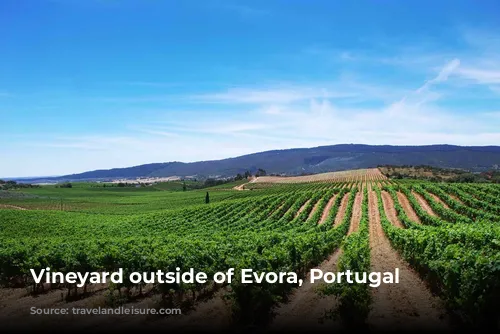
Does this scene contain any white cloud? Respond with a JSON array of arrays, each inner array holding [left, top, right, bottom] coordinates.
[[191, 79, 415, 105], [4, 28, 500, 177], [191, 86, 353, 104], [456, 68, 500, 84], [431, 59, 461, 83], [130, 126, 181, 137], [7, 97, 499, 177]]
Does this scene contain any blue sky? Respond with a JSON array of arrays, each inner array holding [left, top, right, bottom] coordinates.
[[2, 0, 500, 177]]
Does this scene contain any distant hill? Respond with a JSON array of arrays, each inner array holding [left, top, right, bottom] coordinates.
[[15, 144, 500, 182]]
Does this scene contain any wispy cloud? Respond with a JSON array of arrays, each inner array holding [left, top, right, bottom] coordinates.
[[5, 28, 500, 177], [128, 126, 181, 138], [456, 68, 500, 85], [427, 59, 461, 84], [307, 29, 500, 98], [191, 86, 352, 104], [26, 135, 149, 151], [303, 44, 454, 73], [461, 28, 500, 52], [190, 80, 412, 105], [89, 95, 178, 103], [397, 58, 462, 107]]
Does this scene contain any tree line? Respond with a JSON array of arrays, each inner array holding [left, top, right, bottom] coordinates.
[[0, 180, 41, 190], [234, 168, 267, 181]]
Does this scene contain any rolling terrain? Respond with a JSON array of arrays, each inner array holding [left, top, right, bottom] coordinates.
[[0, 168, 499, 331], [12, 144, 500, 183]]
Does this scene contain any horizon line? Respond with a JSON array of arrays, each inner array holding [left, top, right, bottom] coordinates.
[[2, 142, 500, 180]]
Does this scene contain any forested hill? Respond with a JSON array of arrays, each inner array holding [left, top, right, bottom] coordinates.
[[18, 144, 500, 182]]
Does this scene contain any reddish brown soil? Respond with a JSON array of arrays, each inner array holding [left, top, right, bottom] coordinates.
[[381, 191, 404, 228], [307, 198, 323, 221], [367, 188, 449, 330], [1, 180, 453, 332], [253, 168, 383, 184], [295, 199, 311, 218], [397, 192, 421, 224], [373, 168, 388, 180], [270, 189, 362, 331], [348, 189, 363, 234], [412, 192, 437, 217], [449, 194, 463, 204], [270, 249, 343, 331], [269, 201, 286, 218], [429, 193, 449, 209], [333, 193, 350, 226], [318, 195, 337, 225], [232, 183, 248, 191]]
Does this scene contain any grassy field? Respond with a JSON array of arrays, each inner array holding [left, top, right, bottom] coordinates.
[[0, 170, 499, 331], [0, 180, 253, 214]]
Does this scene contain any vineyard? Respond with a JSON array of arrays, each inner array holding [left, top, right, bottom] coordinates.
[[252, 168, 387, 184], [0, 169, 499, 332]]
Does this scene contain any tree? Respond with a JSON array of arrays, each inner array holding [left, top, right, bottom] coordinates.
[[182, 182, 187, 191], [235, 173, 244, 181], [204, 178, 217, 187], [244, 171, 251, 178], [205, 192, 210, 204], [255, 168, 267, 177]]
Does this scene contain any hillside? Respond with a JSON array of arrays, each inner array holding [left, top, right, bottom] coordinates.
[[15, 144, 500, 182]]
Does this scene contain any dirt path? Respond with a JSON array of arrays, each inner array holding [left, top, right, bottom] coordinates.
[[268, 201, 286, 218], [318, 195, 337, 225], [348, 189, 363, 234], [381, 191, 404, 228], [428, 193, 449, 209], [233, 176, 258, 190], [269, 250, 343, 331], [233, 183, 247, 191], [295, 199, 311, 218], [412, 192, 437, 217], [0, 204, 27, 210], [333, 193, 350, 226], [307, 198, 322, 221], [373, 168, 388, 180], [270, 190, 360, 331], [253, 169, 382, 184], [449, 194, 463, 204], [367, 189, 449, 331], [397, 192, 421, 224]]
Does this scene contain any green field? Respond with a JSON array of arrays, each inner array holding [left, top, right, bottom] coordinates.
[[0, 178, 499, 329], [0, 180, 253, 214]]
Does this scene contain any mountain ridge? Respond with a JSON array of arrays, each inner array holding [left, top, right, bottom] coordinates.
[[12, 144, 500, 182]]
